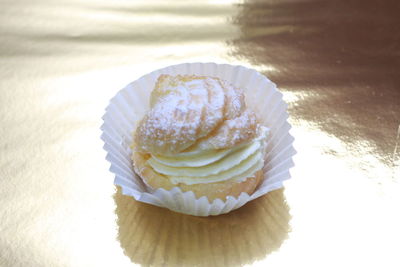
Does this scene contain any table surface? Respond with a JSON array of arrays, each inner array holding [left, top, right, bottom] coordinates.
[[1, 0, 399, 266]]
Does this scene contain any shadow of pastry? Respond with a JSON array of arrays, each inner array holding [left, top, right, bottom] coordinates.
[[114, 186, 291, 267]]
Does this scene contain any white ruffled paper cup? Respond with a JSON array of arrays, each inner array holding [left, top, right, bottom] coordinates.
[[101, 62, 295, 216]]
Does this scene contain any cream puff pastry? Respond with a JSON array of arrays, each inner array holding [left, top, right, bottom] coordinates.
[[131, 74, 268, 201]]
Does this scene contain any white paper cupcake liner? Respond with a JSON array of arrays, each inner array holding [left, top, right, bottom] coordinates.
[[101, 62, 296, 216]]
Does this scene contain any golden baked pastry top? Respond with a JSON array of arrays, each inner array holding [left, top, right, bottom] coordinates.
[[134, 74, 258, 156]]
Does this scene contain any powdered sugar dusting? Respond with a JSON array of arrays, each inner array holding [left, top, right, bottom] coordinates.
[[135, 75, 258, 155], [196, 110, 258, 150], [135, 75, 227, 155], [220, 79, 246, 120]]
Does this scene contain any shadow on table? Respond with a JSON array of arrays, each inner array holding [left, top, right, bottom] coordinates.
[[114, 187, 290, 267]]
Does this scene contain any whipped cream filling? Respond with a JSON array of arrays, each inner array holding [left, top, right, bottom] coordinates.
[[146, 126, 269, 185]]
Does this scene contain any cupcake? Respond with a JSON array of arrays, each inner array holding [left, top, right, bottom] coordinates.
[[131, 74, 269, 201], [101, 63, 295, 216]]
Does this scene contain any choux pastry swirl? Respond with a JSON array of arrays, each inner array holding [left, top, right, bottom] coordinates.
[[132, 75, 268, 201]]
